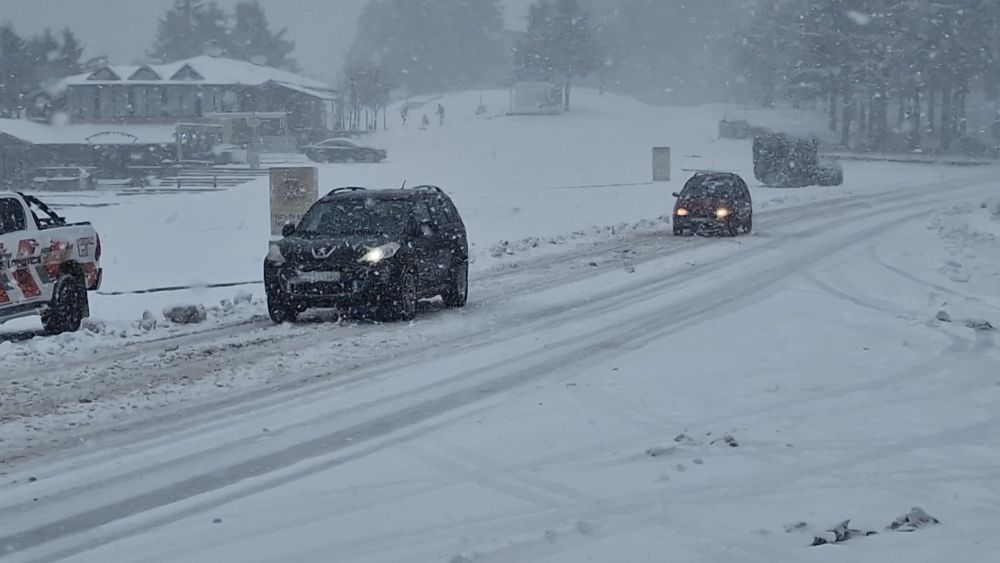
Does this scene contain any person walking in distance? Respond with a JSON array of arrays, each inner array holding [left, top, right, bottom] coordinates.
[[400, 106, 408, 127], [436, 103, 446, 126]]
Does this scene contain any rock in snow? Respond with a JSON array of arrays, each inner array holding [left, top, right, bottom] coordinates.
[[163, 304, 208, 325], [137, 310, 157, 332], [964, 319, 995, 332], [888, 507, 940, 531], [811, 519, 877, 546], [645, 446, 677, 458], [673, 432, 699, 445], [783, 521, 809, 533], [710, 434, 739, 448]]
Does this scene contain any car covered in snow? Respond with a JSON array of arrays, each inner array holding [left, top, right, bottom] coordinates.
[[264, 185, 468, 323], [0, 192, 102, 333], [672, 172, 753, 237], [302, 138, 387, 163]]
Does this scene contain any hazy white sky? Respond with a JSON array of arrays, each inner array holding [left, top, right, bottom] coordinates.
[[2, 0, 534, 83]]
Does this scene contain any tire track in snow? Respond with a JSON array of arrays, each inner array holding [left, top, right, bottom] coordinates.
[[0, 173, 963, 468], [3, 175, 996, 561], [3, 173, 992, 490], [4, 174, 994, 481]]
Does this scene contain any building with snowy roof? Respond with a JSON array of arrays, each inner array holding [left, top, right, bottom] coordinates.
[[58, 54, 339, 133], [0, 55, 341, 186]]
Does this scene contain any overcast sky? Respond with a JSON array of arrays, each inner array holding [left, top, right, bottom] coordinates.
[[2, 0, 534, 83]]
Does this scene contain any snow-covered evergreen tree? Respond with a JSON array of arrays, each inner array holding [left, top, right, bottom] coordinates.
[[514, 0, 602, 110], [229, 1, 297, 71]]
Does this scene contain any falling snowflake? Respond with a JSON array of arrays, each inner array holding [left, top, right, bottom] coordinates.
[[846, 11, 872, 25]]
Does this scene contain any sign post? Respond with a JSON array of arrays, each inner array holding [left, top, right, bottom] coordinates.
[[652, 147, 671, 182], [247, 116, 264, 170], [269, 167, 318, 238]]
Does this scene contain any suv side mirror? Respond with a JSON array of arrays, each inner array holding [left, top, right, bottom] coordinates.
[[281, 222, 296, 237], [672, 192, 681, 198]]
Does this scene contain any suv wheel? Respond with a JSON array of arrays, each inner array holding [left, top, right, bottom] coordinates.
[[726, 219, 739, 237], [442, 258, 469, 308], [379, 271, 417, 322], [42, 274, 87, 334], [267, 290, 298, 324]]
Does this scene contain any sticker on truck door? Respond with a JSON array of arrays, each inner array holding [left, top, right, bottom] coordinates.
[[7, 239, 43, 300]]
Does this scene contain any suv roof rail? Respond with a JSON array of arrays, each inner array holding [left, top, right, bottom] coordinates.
[[407, 184, 444, 194], [326, 186, 367, 197], [690, 169, 735, 176]]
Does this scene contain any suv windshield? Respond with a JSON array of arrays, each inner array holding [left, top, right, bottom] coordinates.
[[682, 178, 736, 198], [297, 198, 410, 237]]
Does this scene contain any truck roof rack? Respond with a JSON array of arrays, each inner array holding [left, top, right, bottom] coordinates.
[[17, 192, 66, 227], [326, 186, 367, 197]]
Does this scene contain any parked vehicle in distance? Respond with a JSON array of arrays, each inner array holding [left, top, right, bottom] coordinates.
[[264, 185, 468, 323], [753, 132, 844, 187], [30, 167, 98, 191], [814, 157, 844, 186], [673, 172, 753, 237], [0, 192, 102, 333], [302, 138, 387, 163]]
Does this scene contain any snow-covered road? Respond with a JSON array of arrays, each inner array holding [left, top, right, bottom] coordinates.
[[2, 169, 999, 562]]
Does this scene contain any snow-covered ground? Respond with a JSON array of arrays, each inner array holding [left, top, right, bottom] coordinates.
[[2, 90, 1000, 563], [0, 90, 978, 353]]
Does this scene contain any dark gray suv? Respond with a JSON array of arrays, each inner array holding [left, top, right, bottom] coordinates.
[[264, 185, 469, 323]]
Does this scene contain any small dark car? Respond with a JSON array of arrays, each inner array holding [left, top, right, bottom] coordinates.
[[264, 185, 469, 323], [302, 138, 387, 163], [672, 172, 753, 237]]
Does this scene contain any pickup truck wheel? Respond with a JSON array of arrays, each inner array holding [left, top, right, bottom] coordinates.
[[42, 275, 87, 334], [442, 258, 469, 308], [267, 291, 298, 324]]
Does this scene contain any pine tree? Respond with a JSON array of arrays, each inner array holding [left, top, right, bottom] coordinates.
[[733, 0, 1000, 152], [514, 0, 601, 110], [27, 30, 60, 76], [230, 1, 297, 70], [148, 0, 231, 62], [0, 24, 29, 116], [601, 0, 750, 104], [341, 60, 391, 131], [57, 28, 85, 77], [347, 0, 505, 94]]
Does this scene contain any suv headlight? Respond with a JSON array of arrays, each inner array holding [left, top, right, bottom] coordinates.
[[266, 244, 285, 265], [359, 242, 401, 264], [676, 208, 689, 217], [715, 208, 730, 219]]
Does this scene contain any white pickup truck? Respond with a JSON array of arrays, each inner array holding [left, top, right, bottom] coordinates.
[[0, 192, 102, 333]]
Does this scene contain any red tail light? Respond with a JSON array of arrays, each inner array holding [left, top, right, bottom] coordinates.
[[95, 234, 102, 262]]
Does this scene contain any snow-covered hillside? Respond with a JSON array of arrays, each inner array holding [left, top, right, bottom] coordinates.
[[3, 89, 1000, 563]]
